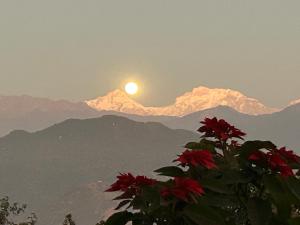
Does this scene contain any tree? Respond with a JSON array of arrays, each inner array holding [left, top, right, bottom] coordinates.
[[0, 197, 37, 225], [104, 117, 300, 225], [62, 214, 76, 225]]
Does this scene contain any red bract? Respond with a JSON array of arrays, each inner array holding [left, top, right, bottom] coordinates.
[[106, 173, 135, 192], [249, 151, 267, 161], [198, 117, 246, 141], [277, 147, 300, 164], [160, 177, 204, 202], [249, 151, 294, 177], [268, 153, 294, 177], [176, 149, 216, 169], [135, 175, 157, 186], [106, 173, 156, 192]]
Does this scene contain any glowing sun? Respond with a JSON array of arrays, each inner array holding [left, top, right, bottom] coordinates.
[[125, 82, 138, 95]]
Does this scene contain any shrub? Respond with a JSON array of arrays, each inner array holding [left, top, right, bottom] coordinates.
[[104, 117, 300, 225], [0, 197, 37, 225]]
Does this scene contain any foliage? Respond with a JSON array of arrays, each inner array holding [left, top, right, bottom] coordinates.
[[62, 214, 76, 225], [104, 117, 300, 225], [0, 197, 37, 225], [62, 213, 107, 225]]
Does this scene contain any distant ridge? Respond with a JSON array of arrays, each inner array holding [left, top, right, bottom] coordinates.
[[0, 94, 175, 137], [1, 103, 300, 224], [0, 95, 100, 136], [86, 86, 277, 116], [0, 115, 197, 225], [162, 103, 300, 152]]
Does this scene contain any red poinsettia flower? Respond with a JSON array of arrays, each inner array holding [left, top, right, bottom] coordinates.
[[106, 173, 135, 192], [249, 151, 267, 161], [106, 173, 156, 192], [176, 149, 216, 169], [198, 117, 246, 141], [249, 151, 294, 177], [268, 153, 294, 177], [135, 175, 157, 186], [160, 177, 204, 202], [277, 147, 300, 164]]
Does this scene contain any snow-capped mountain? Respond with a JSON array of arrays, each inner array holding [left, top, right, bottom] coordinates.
[[85, 89, 151, 115], [86, 86, 278, 116], [288, 98, 300, 107]]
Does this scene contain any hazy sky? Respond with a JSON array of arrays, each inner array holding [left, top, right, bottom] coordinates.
[[0, 0, 299, 107]]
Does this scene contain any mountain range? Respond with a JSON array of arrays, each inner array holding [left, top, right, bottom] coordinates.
[[0, 105, 300, 225], [164, 104, 300, 151], [0, 87, 300, 224], [0, 95, 99, 136], [86, 86, 278, 116], [1, 85, 299, 137]]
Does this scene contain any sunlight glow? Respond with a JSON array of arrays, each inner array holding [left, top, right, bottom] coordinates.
[[125, 82, 138, 95]]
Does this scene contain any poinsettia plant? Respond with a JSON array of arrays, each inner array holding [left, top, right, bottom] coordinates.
[[104, 117, 300, 225]]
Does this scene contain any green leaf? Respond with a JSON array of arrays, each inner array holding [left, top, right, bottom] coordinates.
[[201, 178, 234, 194], [132, 213, 154, 225], [105, 211, 133, 225], [220, 170, 253, 184], [113, 190, 134, 200], [200, 194, 239, 208], [263, 175, 292, 220], [114, 200, 131, 210], [141, 186, 159, 201], [286, 176, 300, 202], [154, 166, 185, 177], [289, 162, 300, 169], [239, 141, 276, 161], [185, 139, 216, 153], [184, 203, 226, 225], [131, 197, 144, 210], [140, 186, 161, 212], [288, 218, 300, 225], [246, 198, 272, 225], [185, 142, 203, 149]]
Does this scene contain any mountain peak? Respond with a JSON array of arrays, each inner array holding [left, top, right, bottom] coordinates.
[[289, 98, 300, 106], [86, 86, 278, 116], [85, 89, 149, 115], [188, 86, 245, 98], [165, 86, 277, 116], [105, 89, 129, 97]]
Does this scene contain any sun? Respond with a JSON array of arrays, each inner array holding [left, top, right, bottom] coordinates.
[[125, 82, 138, 95]]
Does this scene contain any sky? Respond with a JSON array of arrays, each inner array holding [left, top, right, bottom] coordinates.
[[0, 0, 299, 108]]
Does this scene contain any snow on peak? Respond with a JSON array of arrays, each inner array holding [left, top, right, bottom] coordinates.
[[86, 86, 278, 116], [85, 89, 150, 115], [288, 98, 300, 106], [160, 86, 277, 116]]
